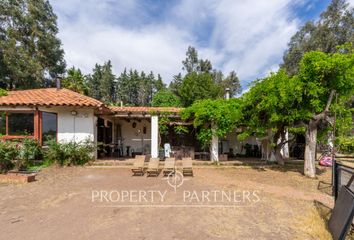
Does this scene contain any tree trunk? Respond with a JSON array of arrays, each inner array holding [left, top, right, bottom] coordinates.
[[303, 90, 335, 178], [209, 122, 219, 162], [273, 126, 285, 165], [304, 120, 317, 178], [210, 134, 219, 162], [275, 145, 284, 165]]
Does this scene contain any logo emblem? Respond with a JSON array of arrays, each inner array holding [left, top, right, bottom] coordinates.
[[165, 170, 186, 192]]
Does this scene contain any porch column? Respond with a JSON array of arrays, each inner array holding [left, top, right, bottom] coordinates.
[[282, 130, 289, 158], [210, 123, 219, 162], [151, 115, 159, 158]]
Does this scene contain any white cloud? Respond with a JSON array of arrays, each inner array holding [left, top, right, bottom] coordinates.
[[50, 0, 306, 86]]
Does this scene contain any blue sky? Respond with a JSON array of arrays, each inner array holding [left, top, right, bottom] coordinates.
[[50, 0, 352, 91]]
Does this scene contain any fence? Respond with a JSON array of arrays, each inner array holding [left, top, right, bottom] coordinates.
[[333, 160, 354, 200]]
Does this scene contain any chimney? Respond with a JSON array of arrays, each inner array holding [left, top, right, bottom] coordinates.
[[120, 101, 123, 107], [56, 78, 61, 90], [225, 88, 230, 100]]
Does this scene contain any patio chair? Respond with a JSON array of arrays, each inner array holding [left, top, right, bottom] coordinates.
[[146, 158, 160, 177], [163, 157, 175, 176], [131, 155, 146, 176], [182, 157, 193, 176]]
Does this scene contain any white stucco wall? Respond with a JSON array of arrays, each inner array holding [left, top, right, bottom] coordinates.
[[0, 106, 96, 144], [55, 108, 95, 143], [225, 132, 259, 155], [115, 118, 151, 154]]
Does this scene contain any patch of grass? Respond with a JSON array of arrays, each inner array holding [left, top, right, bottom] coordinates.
[[294, 206, 332, 240], [26, 160, 51, 172]]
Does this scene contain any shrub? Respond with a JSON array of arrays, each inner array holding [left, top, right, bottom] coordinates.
[[17, 138, 42, 171], [337, 136, 354, 155], [0, 141, 17, 173], [44, 139, 95, 166]]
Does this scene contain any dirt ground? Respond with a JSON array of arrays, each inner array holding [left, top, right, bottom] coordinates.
[[0, 165, 335, 240]]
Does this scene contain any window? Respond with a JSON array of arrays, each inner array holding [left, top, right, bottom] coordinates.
[[42, 112, 57, 144], [0, 112, 5, 135], [8, 112, 34, 135]]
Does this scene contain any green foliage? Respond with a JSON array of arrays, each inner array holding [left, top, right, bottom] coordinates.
[[151, 90, 181, 107], [0, 89, 7, 96], [0, 139, 42, 172], [99, 60, 116, 103], [242, 69, 303, 138], [337, 136, 354, 154], [170, 46, 241, 106], [182, 98, 242, 145], [0, 0, 66, 89], [297, 49, 354, 118], [179, 72, 222, 106], [221, 71, 242, 97], [116, 69, 166, 106], [0, 141, 17, 173], [86, 61, 116, 103], [62, 67, 88, 94], [86, 64, 102, 100], [17, 138, 41, 170], [157, 112, 172, 136], [283, 0, 354, 75], [174, 125, 189, 135], [43, 139, 95, 166]]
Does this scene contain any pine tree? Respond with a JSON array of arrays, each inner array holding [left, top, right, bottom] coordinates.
[[154, 74, 166, 92], [169, 73, 183, 95], [86, 64, 102, 100], [100, 60, 116, 103]]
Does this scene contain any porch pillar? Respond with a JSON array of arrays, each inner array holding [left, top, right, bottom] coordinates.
[[210, 124, 219, 162], [151, 115, 159, 158], [282, 130, 289, 158]]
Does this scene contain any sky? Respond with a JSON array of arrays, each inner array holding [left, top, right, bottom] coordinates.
[[50, 0, 353, 91]]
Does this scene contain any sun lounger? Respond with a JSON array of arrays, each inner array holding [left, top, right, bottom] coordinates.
[[163, 157, 175, 176], [131, 155, 146, 176], [182, 157, 193, 176], [146, 158, 160, 177]]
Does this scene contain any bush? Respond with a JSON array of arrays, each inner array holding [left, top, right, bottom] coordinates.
[[17, 138, 42, 171], [0, 141, 17, 173], [337, 136, 354, 155], [44, 139, 95, 166]]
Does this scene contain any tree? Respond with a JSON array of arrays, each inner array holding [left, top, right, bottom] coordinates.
[[241, 70, 303, 165], [282, 0, 354, 75], [138, 71, 150, 106], [116, 69, 165, 106], [173, 46, 241, 103], [169, 73, 183, 95], [154, 74, 166, 92], [0, 0, 66, 89], [178, 72, 222, 107], [151, 90, 181, 107], [99, 60, 116, 103], [62, 67, 87, 94], [221, 71, 242, 97], [182, 46, 199, 73], [86, 64, 102, 100], [182, 98, 243, 161], [296, 48, 354, 177]]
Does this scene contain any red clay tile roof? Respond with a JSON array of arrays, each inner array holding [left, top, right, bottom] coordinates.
[[109, 106, 182, 113], [0, 88, 105, 108]]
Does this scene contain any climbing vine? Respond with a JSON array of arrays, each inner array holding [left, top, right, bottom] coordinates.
[[181, 98, 242, 145]]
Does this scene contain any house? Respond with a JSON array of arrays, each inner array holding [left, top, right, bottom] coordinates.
[[0, 87, 265, 160], [0, 88, 184, 159]]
